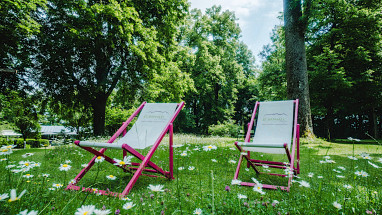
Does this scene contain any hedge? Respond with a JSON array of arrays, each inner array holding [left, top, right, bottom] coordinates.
[[0, 138, 49, 148]]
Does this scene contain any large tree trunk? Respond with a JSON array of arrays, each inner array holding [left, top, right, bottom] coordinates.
[[284, 0, 314, 137], [92, 94, 107, 136]]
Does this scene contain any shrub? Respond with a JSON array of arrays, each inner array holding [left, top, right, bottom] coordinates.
[[208, 121, 240, 137]]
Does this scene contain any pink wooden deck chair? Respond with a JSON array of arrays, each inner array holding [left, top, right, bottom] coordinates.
[[233, 99, 300, 192], [66, 102, 184, 197]]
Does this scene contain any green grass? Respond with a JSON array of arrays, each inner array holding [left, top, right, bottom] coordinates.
[[0, 134, 381, 214]]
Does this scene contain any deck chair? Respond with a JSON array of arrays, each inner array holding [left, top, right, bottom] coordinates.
[[66, 102, 184, 197], [233, 99, 300, 191]]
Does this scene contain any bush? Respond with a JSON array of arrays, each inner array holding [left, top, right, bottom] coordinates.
[[0, 138, 50, 148], [208, 121, 240, 137]]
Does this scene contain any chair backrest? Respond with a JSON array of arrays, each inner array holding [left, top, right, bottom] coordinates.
[[243, 100, 296, 154], [117, 103, 178, 149]]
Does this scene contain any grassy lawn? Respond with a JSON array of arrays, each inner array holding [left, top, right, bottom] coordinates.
[[0, 134, 381, 214]]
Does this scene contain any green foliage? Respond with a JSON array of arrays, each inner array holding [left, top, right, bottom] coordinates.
[[105, 106, 133, 136], [0, 138, 49, 148], [208, 121, 240, 137]]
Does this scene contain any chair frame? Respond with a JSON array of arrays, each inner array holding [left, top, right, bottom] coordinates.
[[66, 101, 184, 197], [233, 99, 300, 192]]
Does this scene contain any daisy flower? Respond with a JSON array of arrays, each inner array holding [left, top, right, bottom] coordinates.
[[65, 160, 72, 164], [203, 145, 217, 151], [308, 172, 314, 178], [42, 173, 50, 178], [122, 202, 135, 210], [188, 166, 195, 171], [21, 153, 34, 158], [228, 160, 237, 164], [69, 179, 77, 184], [262, 165, 269, 168], [147, 184, 164, 192], [361, 171, 369, 177], [251, 177, 261, 185], [1, 158, 7, 161], [95, 156, 105, 163], [333, 201, 342, 209], [106, 175, 117, 180], [1, 144, 16, 149], [18, 209, 38, 215], [113, 156, 133, 166], [0, 148, 12, 155], [336, 175, 345, 178], [299, 180, 310, 188], [94, 209, 111, 215], [378, 158, 382, 163], [324, 156, 331, 159], [245, 168, 249, 171], [319, 160, 326, 164], [8, 189, 26, 202], [121, 196, 131, 201], [231, 179, 242, 185], [59, 163, 71, 171], [338, 166, 346, 170], [253, 183, 265, 194], [347, 156, 358, 160], [74, 205, 95, 215], [32, 162, 41, 168], [0, 193, 9, 201], [178, 167, 184, 170], [343, 184, 352, 189], [19, 161, 32, 168], [48, 188, 55, 191], [237, 194, 247, 199], [6, 165, 16, 169], [172, 144, 183, 148], [317, 176, 323, 178], [211, 159, 217, 163], [52, 183, 63, 188], [193, 208, 202, 215], [355, 171, 362, 176], [81, 163, 88, 168], [180, 151, 188, 156], [23, 174, 34, 178]]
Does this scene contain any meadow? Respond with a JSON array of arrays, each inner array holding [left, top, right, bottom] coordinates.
[[0, 135, 381, 214]]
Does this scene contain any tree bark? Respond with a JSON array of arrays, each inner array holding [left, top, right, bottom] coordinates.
[[284, 0, 314, 137], [92, 94, 107, 136]]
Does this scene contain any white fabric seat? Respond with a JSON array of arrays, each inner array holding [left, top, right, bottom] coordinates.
[[79, 103, 178, 149]]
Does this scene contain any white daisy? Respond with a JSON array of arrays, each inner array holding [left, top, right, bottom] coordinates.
[[23, 174, 34, 178], [333, 201, 342, 209], [0, 193, 9, 201], [121, 196, 131, 201], [262, 165, 269, 168], [228, 160, 237, 164], [343, 184, 352, 189], [81, 163, 88, 168], [65, 160, 72, 164], [308, 172, 314, 178], [113, 156, 133, 166], [21, 153, 34, 158], [147, 184, 164, 192], [69, 179, 77, 184], [180, 151, 188, 156], [317, 176, 323, 178], [324, 156, 331, 159], [18, 209, 38, 215], [6, 165, 16, 169], [122, 202, 135, 210], [1, 158, 7, 161], [347, 156, 358, 160], [52, 183, 63, 188], [188, 166, 195, 171], [245, 168, 249, 171], [211, 159, 217, 162], [59, 163, 71, 171], [336, 175, 345, 178], [94, 209, 111, 215], [203, 145, 217, 151], [338, 166, 346, 170], [32, 162, 41, 168], [106, 175, 117, 180], [1, 144, 16, 149], [361, 171, 369, 177], [378, 158, 382, 163], [42, 173, 50, 178], [237, 194, 247, 199], [193, 208, 202, 215], [178, 167, 184, 170], [74, 205, 95, 215], [8, 189, 26, 202], [172, 144, 183, 148], [299, 180, 310, 188], [95, 156, 105, 163], [253, 183, 265, 194], [231, 179, 242, 185]]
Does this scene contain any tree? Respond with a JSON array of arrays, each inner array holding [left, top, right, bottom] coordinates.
[[284, 0, 314, 136], [179, 6, 245, 133], [33, 0, 189, 135]]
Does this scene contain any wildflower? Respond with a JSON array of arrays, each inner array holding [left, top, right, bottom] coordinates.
[[42, 173, 50, 178], [122, 202, 135, 210], [74, 205, 95, 215], [343, 184, 352, 189], [18, 209, 38, 215], [238, 194, 247, 199], [23, 174, 34, 179], [115, 209, 120, 214], [121, 197, 131, 201], [8, 189, 26, 202], [348, 137, 360, 142], [333, 201, 342, 209], [228, 160, 236, 164], [95, 156, 105, 163], [59, 163, 71, 171], [251, 177, 261, 185], [0, 148, 12, 155], [368, 161, 380, 168], [378, 158, 382, 163], [81, 163, 88, 168], [263, 165, 269, 168], [272, 200, 279, 207], [245, 168, 249, 171], [65, 160, 72, 164], [48, 188, 55, 191], [338, 166, 346, 170], [94, 209, 111, 215], [347, 156, 358, 160], [326, 159, 336, 164], [193, 147, 200, 151], [225, 186, 231, 192], [113, 156, 133, 166], [188, 166, 195, 171], [361, 171, 369, 177], [106, 175, 117, 180], [253, 183, 265, 194], [180, 151, 188, 156], [69, 179, 76, 184], [172, 144, 183, 148], [147, 184, 164, 192], [1, 158, 7, 161], [211, 159, 217, 162], [336, 175, 345, 178], [299, 180, 310, 188], [0, 193, 9, 201], [203, 145, 217, 151], [52, 183, 63, 188], [231, 179, 242, 185], [1, 144, 16, 149], [178, 167, 184, 170], [308, 172, 314, 178], [11, 169, 23, 173], [333, 169, 341, 173], [6, 164, 16, 169], [22, 153, 34, 158], [319, 160, 326, 164], [324, 156, 331, 159], [19, 161, 32, 168], [193, 208, 202, 215]]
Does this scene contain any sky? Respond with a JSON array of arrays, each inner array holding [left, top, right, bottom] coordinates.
[[189, 0, 284, 65]]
